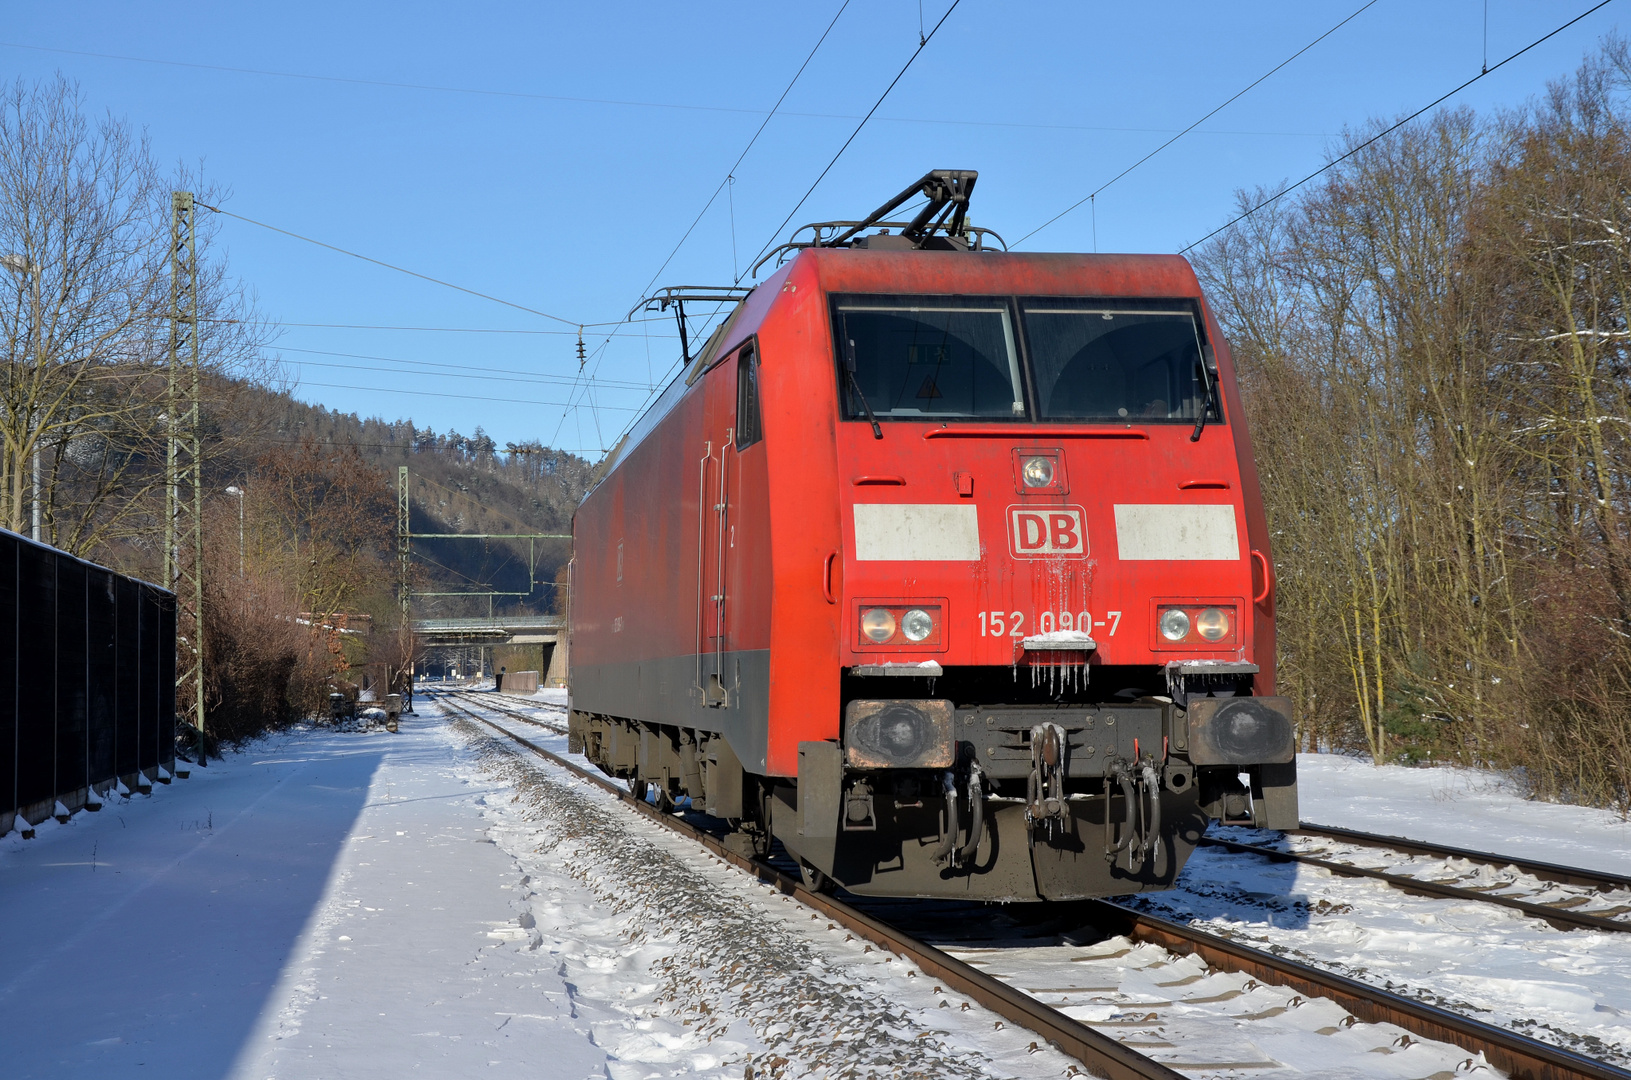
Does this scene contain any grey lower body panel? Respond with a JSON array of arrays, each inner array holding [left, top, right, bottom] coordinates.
[[571, 650, 772, 773]]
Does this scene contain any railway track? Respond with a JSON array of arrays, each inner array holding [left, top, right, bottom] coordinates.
[[434, 689, 569, 734], [434, 692, 1630, 1080], [1202, 825, 1631, 934], [443, 688, 1631, 933]]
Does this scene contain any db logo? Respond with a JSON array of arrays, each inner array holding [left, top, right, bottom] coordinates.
[[1007, 506, 1088, 558]]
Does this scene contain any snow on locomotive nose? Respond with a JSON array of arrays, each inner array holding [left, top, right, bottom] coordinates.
[[569, 171, 1294, 901]]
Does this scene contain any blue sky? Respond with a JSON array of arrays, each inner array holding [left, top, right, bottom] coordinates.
[[2, 1, 1622, 457]]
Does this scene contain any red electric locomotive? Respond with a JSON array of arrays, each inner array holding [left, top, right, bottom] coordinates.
[[568, 171, 1297, 901]]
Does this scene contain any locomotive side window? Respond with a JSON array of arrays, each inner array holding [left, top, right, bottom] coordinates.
[[735, 342, 762, 450], [1021, 299, 1222, 424], [832, 294, 1024, 421]]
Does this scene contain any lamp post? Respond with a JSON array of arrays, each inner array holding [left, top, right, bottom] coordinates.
[[225, 485, 245, 577], [1, 253, 42, 543]]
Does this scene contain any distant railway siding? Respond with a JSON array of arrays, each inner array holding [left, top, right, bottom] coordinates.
[[1125, 838, 1631, 1068], [1204, 826, 1631, 932]]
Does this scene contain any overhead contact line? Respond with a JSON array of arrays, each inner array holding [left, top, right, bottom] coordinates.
[[1181, 0, 1620, 253], [744, 0, 963, 276], [196, 202, 581, 325], [295, 380, 637, 410], [552, 0, 860, 451], [1015, 0, 1381, 248], [575, 2, 962, 457]]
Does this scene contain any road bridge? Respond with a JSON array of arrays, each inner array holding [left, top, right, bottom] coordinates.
[[411, 615, 564, 647]]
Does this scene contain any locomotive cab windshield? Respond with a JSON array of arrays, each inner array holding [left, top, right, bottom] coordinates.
[[834, 293, 1224, 427]]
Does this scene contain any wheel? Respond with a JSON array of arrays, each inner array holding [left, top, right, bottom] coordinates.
[[654, 785, 677, 814], [629, 778, 649, 803], [799, 861, 835, 894]]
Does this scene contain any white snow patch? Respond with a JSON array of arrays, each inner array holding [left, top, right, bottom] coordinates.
[[1297, 752, 1631, 875]]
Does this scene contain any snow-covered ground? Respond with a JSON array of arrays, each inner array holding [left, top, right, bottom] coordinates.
[[1129, 755, 1631, 1066], [1296, 753, 1631, 877], [0, 717, 608, 1078], [0, 700, 1079, 1079], [5, 702, 1630, 1079]]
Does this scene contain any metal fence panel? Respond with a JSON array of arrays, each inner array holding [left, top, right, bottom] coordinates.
[[4, 530, 176, 823], [17, 541, 55, 809], [0, 537, 14, 815], [157, 591, 175, 761], [114, 574, 140, 780], [87, 568, 117, 786], [137, 588, 160, 774], [55, 559, 87, 802]]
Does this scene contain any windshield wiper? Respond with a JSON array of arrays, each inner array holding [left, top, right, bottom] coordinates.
[[1190, 344, 1218, 443], [845, 338, 883, 440]]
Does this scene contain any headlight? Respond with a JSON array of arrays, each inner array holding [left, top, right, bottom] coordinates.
[[1021, 455, 1055, 488], [1196, 607, 1229, 641], [901, 608, 934, 642], [1154, 602, 1238, 647], [855, 601, 944, 648], [861, 607, 896, 642]]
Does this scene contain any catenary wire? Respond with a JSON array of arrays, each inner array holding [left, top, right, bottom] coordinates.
[[634, 0, 851, 300], [284, 357, 656, 392], [409, 473, 557, 537], [277, 345, 655, 389], [1180, 0, 1620, 254], [549, 1, 854, 448], [295, 380, 637, 410], [0, 40, 1336, 139], [570, 5, 962, 456], [573, 6, 962, 459], [196, 202, 581, 326], [1012, 0, 1380, 248], [745, 0, 963, 276], [207, 435, 584, 452], [274, 320, 675, 335]]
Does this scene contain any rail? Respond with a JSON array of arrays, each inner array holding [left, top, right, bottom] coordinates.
[[1202, 829, 1631, 934], [1295, 822, 1631, 892], [1095, 900, 1629, 1080]]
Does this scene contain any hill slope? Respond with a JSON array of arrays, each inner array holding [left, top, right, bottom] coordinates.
[[234, 382, 593, 617]]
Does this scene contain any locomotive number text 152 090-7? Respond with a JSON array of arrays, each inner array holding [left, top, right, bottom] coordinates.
[[977, 610, 1121, 637]]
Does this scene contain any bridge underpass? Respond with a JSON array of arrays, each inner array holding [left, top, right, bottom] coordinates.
[[412, 615, 567, 687]]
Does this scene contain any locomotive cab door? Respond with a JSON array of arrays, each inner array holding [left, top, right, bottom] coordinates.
[[698, 347, 739, 707], [698, 339, 762, 710]]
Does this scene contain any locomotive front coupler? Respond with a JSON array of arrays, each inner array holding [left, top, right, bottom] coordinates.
[[1024, 722, 1069, 837]]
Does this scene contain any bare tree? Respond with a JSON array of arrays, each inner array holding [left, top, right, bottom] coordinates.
[[0, 76, 278, 561]]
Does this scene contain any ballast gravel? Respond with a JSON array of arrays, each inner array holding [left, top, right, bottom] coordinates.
[[450, 710, 1084, 1079]]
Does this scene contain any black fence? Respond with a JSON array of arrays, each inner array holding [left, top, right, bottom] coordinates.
[[0, 529, 176, 833]]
